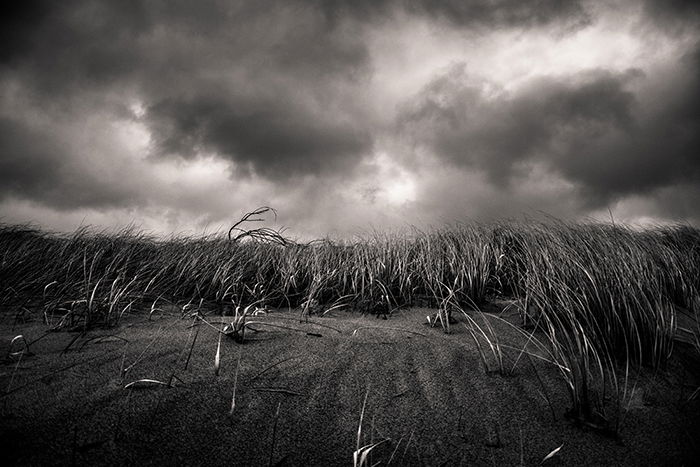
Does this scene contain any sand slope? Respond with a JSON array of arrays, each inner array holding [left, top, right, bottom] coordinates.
[[1, 305, 698, 466]]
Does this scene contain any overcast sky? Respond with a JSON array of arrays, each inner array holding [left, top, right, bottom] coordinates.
[[1, 0, 699, 237]]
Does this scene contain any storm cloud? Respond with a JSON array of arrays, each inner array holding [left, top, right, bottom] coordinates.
[[1, 0, 699, 235], [400, 51, 700, 211]]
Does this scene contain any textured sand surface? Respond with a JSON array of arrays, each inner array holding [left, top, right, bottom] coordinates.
[[1, 305, 698, 466]]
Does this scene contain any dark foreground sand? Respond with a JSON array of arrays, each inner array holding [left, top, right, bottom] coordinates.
[[1, 304, 698, 466]]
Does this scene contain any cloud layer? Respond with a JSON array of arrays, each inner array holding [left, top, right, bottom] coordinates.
[[1, 0, 699, 236]]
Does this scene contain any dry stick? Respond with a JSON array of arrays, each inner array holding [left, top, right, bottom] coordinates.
[[268, 401, 282, 467], [27, 330, 53, 347], [301, 319, 343, 333], [119, 342, 128, 381], [198, 313, 343, 335], [2, 352, 111, 399], [519, 426, 524, 467], [187, 315, 223, 332], [249, 354, 304, 382], [197, 316, 327, 339], [183, 319, 201, 371], [400, 429, 415, 462], [175, 315, 197, 363], [244, 322, 320, 335], [114, 387, 133, 442], [122, 323, 172, 376], [77, 334, 129, 351], [261, 315, 344, 334], [5, 347, 25, 395], [61, 331, 86, 354], [146, 383, 169, 431], [253, 388, 303, 396], [352, 326, 427, 338], [3, 348, 24, 412], [387, 435, 404, 465]]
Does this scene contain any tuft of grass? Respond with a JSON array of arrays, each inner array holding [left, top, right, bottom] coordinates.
[[229, 352, 241, 416], [353, 385, 388, 467], [1, 218, 699, 434], [214, 327, 223, 376], [540, 443, 564, 464]]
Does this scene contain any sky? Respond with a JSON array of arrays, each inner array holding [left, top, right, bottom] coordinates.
[[1, 0, 699, 238]]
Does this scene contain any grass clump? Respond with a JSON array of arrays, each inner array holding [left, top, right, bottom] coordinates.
[[1, 217, 698, 434]]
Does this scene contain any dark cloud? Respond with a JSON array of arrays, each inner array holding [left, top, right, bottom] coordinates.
[[0, 1, 152, 91], [316, 0, 589, 30], [0, 0, 591, 191], [1, 0, 377, 181], [0, 117, 62, 198], [1, 0, 699, 232], [147, 95, 372, 179], [0, 0, 58, 64], [0, 0, 591, 96], [642, 0, 700, 32], [407, 0, 589, 30], [400, 59, 700, 210], [552, 77, 700, 206], [400, 65, 639, 182], [0, 117, 138, 210]]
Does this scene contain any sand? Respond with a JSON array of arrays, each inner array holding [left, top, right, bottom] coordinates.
[[1, 304, 698, 466]]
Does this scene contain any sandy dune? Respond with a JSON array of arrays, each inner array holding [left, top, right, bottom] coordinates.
[[1, 305, 698, 466]]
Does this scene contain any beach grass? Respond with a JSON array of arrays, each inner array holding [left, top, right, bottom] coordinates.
[[1, 219, 698, 434]]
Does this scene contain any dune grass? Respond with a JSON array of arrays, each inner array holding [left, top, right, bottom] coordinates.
[[1, 219, 698, 434]]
